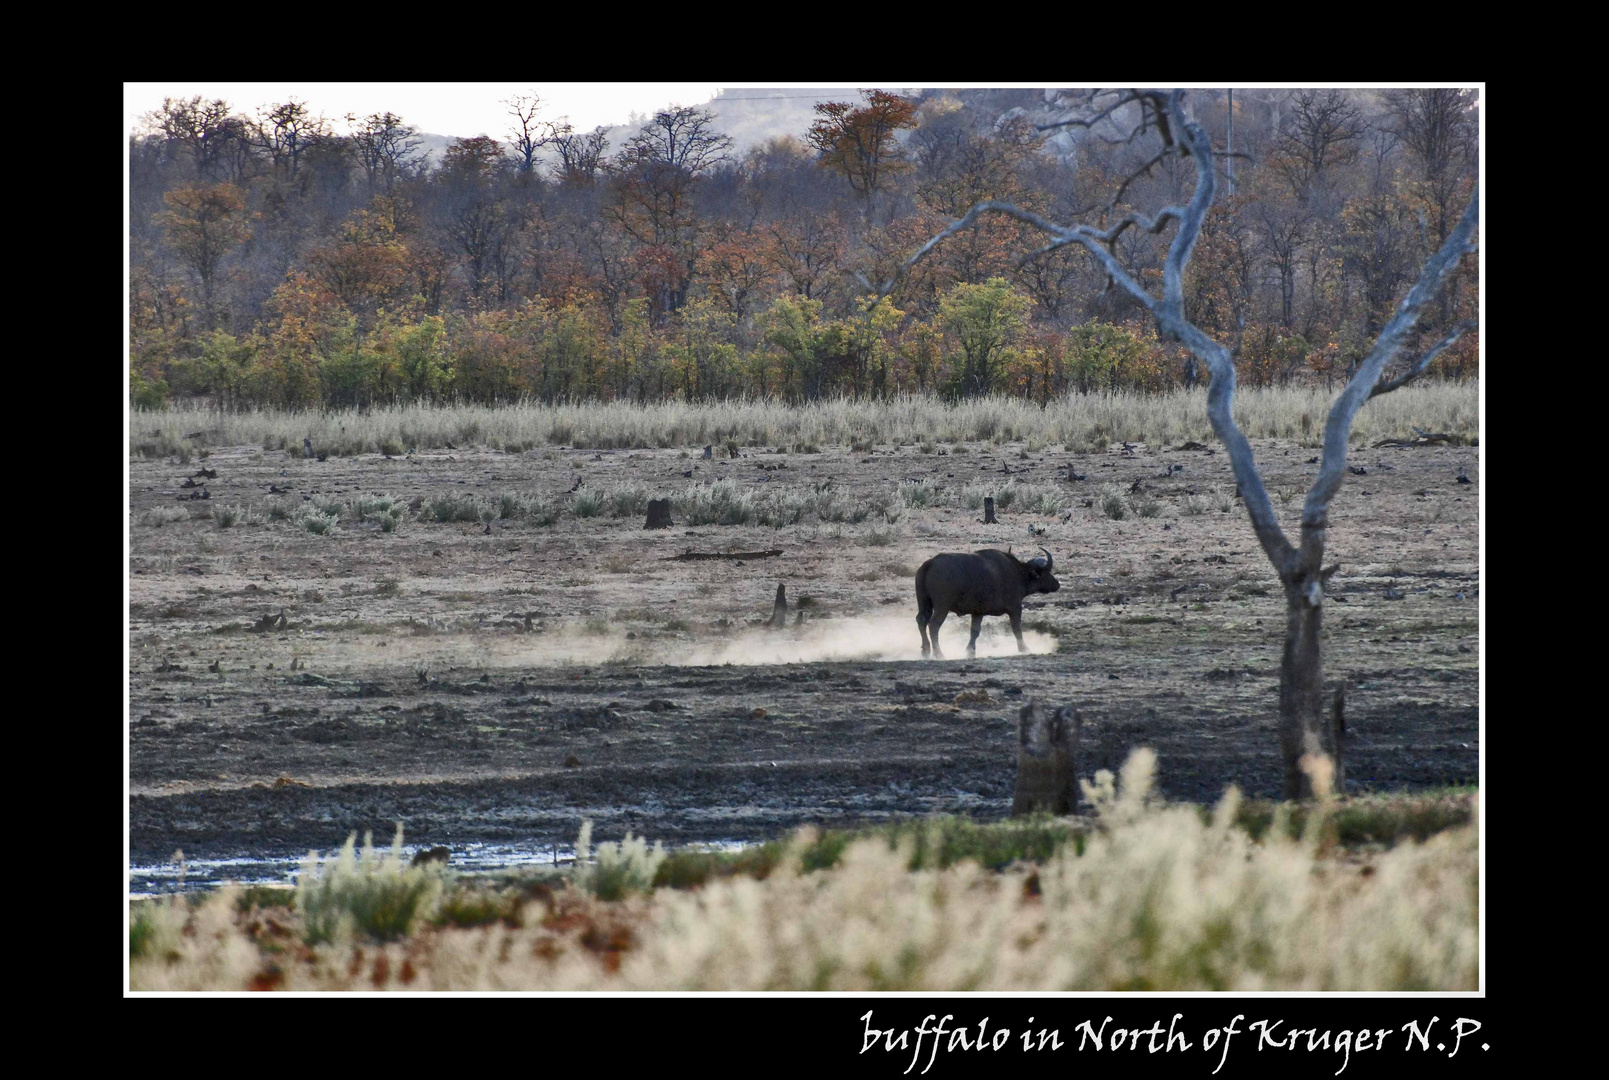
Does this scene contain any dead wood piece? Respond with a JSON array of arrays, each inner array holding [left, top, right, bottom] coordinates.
[[668, 549, 784, 562], [250, 611, 288, 633], [769, 583, 788, 628], [644, 498, 674, 529], [1012, 700, 1082, 816]]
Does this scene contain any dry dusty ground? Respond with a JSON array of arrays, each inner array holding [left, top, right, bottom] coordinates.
[[128, 436, 1479, 882]]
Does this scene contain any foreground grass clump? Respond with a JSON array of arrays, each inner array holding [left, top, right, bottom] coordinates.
[[651, 815, 1087, 890], [573, 821, 666, 901], [296, 827, 444, 945], [130, 753, 1477, 991]]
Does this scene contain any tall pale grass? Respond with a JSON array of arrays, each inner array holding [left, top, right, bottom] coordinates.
[[129, 751, 1477, 991], [295, 827, 444, 946], [129, 384, 1478, 457]]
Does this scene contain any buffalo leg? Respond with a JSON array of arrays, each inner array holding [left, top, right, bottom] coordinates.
[[967, 614, 983, 657], [927, 610, 947, 658], [918, 612, 930, 656], [1009, 610, 1028, 653]]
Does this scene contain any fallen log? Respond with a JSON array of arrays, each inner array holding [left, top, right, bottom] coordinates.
[[1376, 426, 1460, 448], [667, 549, 784, 561]]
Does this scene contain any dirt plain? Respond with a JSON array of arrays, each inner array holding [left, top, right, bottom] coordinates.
[[127, 434, 1479, 882]]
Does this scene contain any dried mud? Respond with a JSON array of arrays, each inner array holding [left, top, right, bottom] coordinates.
[[129, 436, 1479, 881]]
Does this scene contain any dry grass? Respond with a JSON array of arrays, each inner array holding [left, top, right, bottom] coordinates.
[[129, 751, 1477, 992], [129, 384, 1477, 457]]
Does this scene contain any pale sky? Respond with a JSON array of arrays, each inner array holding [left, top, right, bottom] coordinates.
[[124, 83, 824, 139], [125, 82, 1479, 143]]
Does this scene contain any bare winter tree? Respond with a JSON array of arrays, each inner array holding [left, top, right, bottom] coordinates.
[[250, 100, 328, 181], [621, 106, 734, 174], [504, 92, 546, 177], [348, 111, 424, 194], [876, 89, 1478, 799], [1271, 89, 1364, 205], [547, 122, 610, 185]]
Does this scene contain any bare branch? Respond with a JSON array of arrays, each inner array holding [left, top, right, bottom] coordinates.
[[1143, 94, 1295, 576], [1303, 187, 1479, 540], [888, 90, 1334, 579], [1015, 235, 1085, 268], [1110, 148, 1169, 212], [1102, 207, 1184, 245], [1157, 92, 1216, 314], [1369, 321, 1476, 398], [1035, 90, 1144, 133], [884, 197, 1179, 305]]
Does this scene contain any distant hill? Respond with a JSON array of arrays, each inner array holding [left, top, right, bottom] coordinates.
[[416, 87, 1092, 172], [698, 88, 864, 153], [414, 132, 456, 168], [591, 87, 912, 159]]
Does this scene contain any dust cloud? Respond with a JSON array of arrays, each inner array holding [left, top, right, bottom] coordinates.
[[496, 613, 1057, 669], [354, 614, 1056, 671], [663, 613, 1056, 667]]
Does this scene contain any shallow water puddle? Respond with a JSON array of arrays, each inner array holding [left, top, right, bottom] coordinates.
[[130, 839, 753, 896]]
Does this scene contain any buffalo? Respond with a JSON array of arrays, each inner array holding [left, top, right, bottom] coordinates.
[[915, 547, 1059, 658]]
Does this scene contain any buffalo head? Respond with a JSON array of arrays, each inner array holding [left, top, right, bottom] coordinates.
[[1024, 546, 1060, 594]]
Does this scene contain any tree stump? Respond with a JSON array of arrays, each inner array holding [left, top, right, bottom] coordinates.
[[983, 496, 998, 524], [1012, 700, 1081, 816], [644, 499, 673, 529], [769, 583, 787, 628]]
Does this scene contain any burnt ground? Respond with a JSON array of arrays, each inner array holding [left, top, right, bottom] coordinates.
[[128, 436, 1479, 870]]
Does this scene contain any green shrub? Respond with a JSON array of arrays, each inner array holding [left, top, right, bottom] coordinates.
[[494, 492, 559, 525], [605, 482, 653, 518], [675, 478, 755, 526], [899, 481, 937, 508], [573, 820, 666, 902], [354, 496, 400, 522], [296, 826, 444, 945], [300, 509, 340, 535], [425, 495, 482, 523], [1101, 487, 1127, 520]]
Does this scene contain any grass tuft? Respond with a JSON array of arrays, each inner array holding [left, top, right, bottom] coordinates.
[[295, 826, 444, 946]]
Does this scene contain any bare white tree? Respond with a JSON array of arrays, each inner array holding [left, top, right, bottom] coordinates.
[[877, 89, 1478, 799]]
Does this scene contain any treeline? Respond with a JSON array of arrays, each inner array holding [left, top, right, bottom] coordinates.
[[129, 88, 1479, 409]]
